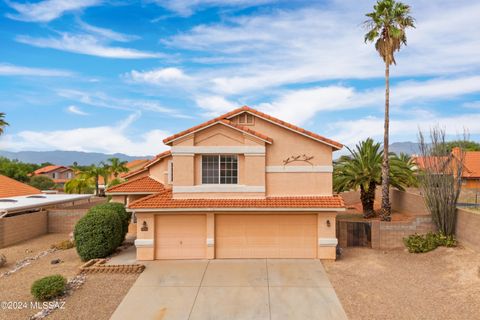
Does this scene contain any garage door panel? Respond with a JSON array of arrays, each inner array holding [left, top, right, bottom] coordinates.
[[155, 215, 206, 259], [216, 214, 317, 259]]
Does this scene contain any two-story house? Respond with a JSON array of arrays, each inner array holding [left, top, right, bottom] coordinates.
[[31, 165, 75, 188], [107, 106, 345, 260]]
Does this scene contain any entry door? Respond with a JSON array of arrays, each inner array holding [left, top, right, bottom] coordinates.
[[215, 214, 317, 258], [155, 215, 206, 259]]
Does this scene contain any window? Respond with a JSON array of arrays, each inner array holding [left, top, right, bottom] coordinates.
[[237, 113, 254, 125], [52, 172, 57, 179], [202, 155, 238, 184], [168, 160, 174, 184]]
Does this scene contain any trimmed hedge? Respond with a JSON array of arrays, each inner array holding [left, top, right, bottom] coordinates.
[[31, 275, 66, 301], [404, 232, 456, 253], [74, 202, 129, 261]]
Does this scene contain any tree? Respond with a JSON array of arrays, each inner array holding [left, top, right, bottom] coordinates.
[[106, 157, 128, 178], [418, 128, 465, 236], [29, 175, 56, 190], [364, 0, 415, 221], [334, 138, 416, 218], [0, 157, 39, 182], [83, 165, 107, 195], [0, 112, 9, 136], [64, 173, 94, 194], [438, 140, 480, 153]]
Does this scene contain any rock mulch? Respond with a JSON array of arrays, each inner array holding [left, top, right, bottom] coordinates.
[[0, 248, 56, 279]]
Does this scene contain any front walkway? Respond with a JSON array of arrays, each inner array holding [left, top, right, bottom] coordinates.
[[110, 259, 347, 320]]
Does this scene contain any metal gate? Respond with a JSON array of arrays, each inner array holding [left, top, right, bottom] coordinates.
[[346, 221, 372, 247]]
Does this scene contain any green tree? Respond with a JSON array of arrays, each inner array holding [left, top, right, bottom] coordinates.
[[106, 158, 128, 179], [83, 165, 107, 196], [64, 173, 94, 194], [334, 139, 416, 218], [0, 112, 9, 136], [364, 0, 415, 221], [0, 157, 39, 182], [29, 175, 56, 190]]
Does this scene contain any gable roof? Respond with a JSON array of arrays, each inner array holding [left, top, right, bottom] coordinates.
[[106, 176, 165, 194], [163, 118, 273, 145], [33, 165, 70, 175], [121, 151, 172, 179], [0, 174, 41, 198], [413, 148, 480, 179], [163, 106, 341, 149], [128, 190, 345, 210], [462, 151, 480, 178]]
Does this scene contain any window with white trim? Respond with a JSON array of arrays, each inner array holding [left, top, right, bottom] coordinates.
[[167, 160, 174, 184], [202, 155, 238, 184], [237, 113, 254, 125]]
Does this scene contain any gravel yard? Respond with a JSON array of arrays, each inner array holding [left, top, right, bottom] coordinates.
[[324, 246, 480, 320], [0, 234, 138, 320]]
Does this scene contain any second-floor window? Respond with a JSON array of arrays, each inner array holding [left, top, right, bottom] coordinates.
[[202, 155, 238, 184]]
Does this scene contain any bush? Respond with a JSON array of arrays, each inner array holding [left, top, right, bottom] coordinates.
[[98, 202, 131, 241], [404, 232, 457, 253], [74, 204, 123, 261], [29, 175, 56, 190], [51, 240, 75, 250], [31, 275, 66, 301]]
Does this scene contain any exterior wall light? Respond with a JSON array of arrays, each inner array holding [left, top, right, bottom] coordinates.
[[326, 220, 331, 227], [141, 221, 148, 231]]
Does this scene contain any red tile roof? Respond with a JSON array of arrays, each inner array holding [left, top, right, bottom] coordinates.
[[163, 118, 273, 145], [163, 106, 342, 149], [459, 151, 480, 178], [106, 176, 165, 194], [0, 174, 41, 198], [121, 151, 172, 179], [33, 165, 67, 175], [128, 190, 344, 209], [414, 149, 480, 178]]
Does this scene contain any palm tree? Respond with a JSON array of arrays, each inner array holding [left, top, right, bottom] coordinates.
[[334, 138, 416, 218], [64, 173, 94, 194], [364, 0, 415, 221], [0, 112, 9, 136], [83, 165, 107, 195], [106, 157, 128, 178]]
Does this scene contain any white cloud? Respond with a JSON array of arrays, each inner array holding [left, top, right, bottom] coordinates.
[[67, 105, 89, 116], [0, 113, 170, 156], [77, 20, 139, 42], [153, 0, 276, 17], [16, 33, 163, 59], [0, 63, 72, 77], [195, 95, 238, 116], [6, 0, 101, 22], [127, 67, 190, 84]]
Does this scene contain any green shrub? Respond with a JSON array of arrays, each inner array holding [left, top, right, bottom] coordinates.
[[404, 232, 457, 253], [29, 175, 56, 190], [31, 275, 66, 301], [98, 202, 131, 242], [74, 204, 123, 261]]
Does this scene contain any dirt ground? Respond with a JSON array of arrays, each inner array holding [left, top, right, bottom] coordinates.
[[0, 234, 138, 320], [324, 246, 480, 320]]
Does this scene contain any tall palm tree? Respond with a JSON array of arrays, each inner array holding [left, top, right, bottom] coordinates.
[[334, 138, 416, 218], [64, 173, 94, 194], [0, 112, 9, 136], [364, 0, 415, 221], [84, 165, 107, 195], [106, 157, 128, 178]]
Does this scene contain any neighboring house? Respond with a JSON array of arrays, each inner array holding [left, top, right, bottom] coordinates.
[[0, 174, 41, 198], [107, 106, 345, 260], [413, 147, 480, 189], [31, 165, 75, 188]]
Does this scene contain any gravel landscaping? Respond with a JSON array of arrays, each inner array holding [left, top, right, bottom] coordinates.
[[324, 246, 480, 320], [0, 234, 138, 320]]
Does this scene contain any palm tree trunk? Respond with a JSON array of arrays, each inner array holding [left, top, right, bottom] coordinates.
[[381, 62, 392, 221], [361, 182, 376, 218]]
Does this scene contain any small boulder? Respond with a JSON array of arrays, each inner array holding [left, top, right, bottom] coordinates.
[[0, 253, 6, 267], [50, 258, 62, 265]]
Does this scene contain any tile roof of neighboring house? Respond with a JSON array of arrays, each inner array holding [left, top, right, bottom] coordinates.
[[163, 106, 342, 149], [0, 174, 41, 198], [128, 190, 345, 209], [122, 151, 172, 179], [106, 176, 165, 194], [163, 118, 273, 145], [126, 159, 150, 170], [33, 165, 67, 175], [460, 151, 480, 178], [413, 149, 480, 178]]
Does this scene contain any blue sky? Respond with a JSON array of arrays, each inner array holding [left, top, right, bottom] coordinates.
[[0, 0, 479, 156]]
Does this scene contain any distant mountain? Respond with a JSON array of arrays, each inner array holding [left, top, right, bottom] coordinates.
[[0, 150, 153, 166], [389, 142, 421, 155]]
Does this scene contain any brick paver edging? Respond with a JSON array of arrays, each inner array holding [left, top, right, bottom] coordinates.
[[79, 259, 145, 274]]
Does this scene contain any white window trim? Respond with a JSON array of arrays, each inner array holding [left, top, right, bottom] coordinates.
[[201, 154, 238, 185], [167, 160, 173, 184]]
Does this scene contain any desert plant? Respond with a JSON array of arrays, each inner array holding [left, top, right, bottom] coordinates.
[[29, 175, 56, 190], [334, 138, 416, 217], [417, 127, 466, 235], [74, 204, 123, 261], [50, 240, 75, 250], [404, 232, 456, 253], [364, 0, 415, 220], [31, 275, 66, 301]]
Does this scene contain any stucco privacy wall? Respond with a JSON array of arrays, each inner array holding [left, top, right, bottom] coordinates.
[[456, 209, 480, 252], [0, 211, 48, 248]]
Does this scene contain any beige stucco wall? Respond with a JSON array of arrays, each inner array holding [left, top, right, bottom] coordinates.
[[148, 155, 171, 185], [136, 213, 155, 260], [267, 172, 332, 196], [0, 211, 48, 248]]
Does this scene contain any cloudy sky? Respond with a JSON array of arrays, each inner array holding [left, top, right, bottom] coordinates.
[[1, 0, 479, 156]]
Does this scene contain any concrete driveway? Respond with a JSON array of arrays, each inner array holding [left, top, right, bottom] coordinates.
[[111, 259, 347, 320]]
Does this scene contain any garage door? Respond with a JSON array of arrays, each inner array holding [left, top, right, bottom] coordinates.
[[215, 214, 317, 258], [155, 215, 206, 259]]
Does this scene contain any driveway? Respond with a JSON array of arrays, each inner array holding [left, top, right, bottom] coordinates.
[[110, 259, 347, 320]]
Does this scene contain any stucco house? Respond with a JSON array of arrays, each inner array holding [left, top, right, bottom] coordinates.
[[107, 106, 345, 260], [31, 165, 75, 188]]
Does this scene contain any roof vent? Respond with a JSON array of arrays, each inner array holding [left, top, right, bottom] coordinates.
[[27, 195, 47, 199], [0, 199, 18, 202]]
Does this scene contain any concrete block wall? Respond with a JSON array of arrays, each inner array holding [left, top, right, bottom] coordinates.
[[47, 209, 87, 234], [371, 216, 434, 249], [0, 211, 48, 248]]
